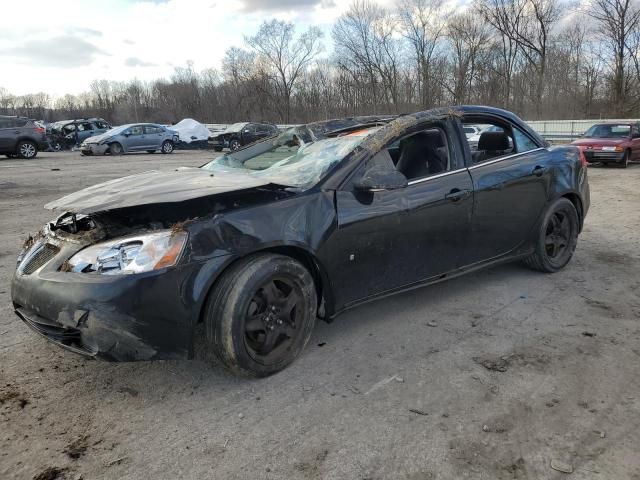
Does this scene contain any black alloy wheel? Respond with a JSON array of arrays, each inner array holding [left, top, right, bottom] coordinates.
[[244, 277, 305, 364], [524, 197, 579, 273], [202, 254, 317, 376]]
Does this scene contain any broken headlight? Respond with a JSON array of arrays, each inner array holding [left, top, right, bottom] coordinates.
[[66, 230, 187, 275]]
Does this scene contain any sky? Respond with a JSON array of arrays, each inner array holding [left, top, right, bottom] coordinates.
[[0, 0, 400, 98]]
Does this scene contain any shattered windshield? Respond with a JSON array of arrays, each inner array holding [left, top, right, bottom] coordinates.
[[201, 127, 379, 188], [583, 124, 631, 138]]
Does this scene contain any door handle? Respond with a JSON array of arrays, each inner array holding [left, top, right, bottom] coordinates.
[[445, 188, 471, 202], [533, 165, 547, 177]]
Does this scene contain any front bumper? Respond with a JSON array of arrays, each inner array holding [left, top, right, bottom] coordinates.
[[80, 143, 110, 155], [583, 150, 626, 163], [10, 237, 231, 361]]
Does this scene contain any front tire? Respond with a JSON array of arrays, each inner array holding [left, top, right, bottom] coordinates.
[[620, 150, 630, 168], [202, 254, 317, 377], [229, 138, 241, 151], [524, 198, 579, 273], [214, 147, 223, 152], [161, 140, 174, 154], [17, 141, 37, 159], [109, 142, 123, 155]]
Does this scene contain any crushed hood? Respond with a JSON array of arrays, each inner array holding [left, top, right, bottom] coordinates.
[[45, 168, 271, 214]]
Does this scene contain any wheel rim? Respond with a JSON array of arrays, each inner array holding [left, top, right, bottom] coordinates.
[[163, 142, 173, 153], [20, 143, 36, 158], [111, 144, 121, 154], [244, 277, 304, 365], [544, 211, 571, 260], [231, 140, 240, 150]]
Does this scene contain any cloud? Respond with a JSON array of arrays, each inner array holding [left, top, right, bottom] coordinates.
[[125, 57, 157, 67], [241, 0, 327, 11], [66, 27, 103, 37], [0, 35, 108, 68]]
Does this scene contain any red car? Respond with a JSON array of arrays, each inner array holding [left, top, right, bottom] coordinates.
[[571, 123, 640, 168]]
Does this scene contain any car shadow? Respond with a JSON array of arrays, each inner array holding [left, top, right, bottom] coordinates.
[[63, 261, 537, 399]]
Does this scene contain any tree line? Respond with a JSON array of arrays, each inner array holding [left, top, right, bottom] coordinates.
[[2, 0, 640, 125]]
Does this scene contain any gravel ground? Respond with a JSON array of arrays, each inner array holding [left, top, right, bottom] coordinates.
[[1, 151, 640, 480]]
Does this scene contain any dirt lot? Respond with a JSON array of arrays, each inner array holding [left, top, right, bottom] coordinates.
[[1, 150, 639, 480]]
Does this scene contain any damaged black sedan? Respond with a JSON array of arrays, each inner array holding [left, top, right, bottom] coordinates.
[[11, 106, 590, 376]]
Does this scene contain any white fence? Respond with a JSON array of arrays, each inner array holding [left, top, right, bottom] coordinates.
[[525, 119, 640, 142]]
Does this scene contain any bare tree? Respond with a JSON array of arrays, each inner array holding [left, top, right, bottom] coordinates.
[[588, 0, 640, 116], [245, 20, 323, 122], [446, 12, 492, 104], [398, 0, 447, 108]]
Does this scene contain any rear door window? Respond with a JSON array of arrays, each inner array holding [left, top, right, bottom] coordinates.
[[144, 126, 162, 134]]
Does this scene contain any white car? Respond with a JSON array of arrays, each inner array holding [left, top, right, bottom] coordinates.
[[463, 125, 481, 139]]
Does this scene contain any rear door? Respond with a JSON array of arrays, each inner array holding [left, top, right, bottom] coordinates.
[[0, 117, 18, 150], [461, 117, 550, 265], [144, 125, 164, 149], [329, 119, 474, 307]]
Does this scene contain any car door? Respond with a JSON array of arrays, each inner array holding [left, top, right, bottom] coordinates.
[[242, 124, 258, 145], [0, 117, 17, 150], [462, 118, 550, 265], [327, 120, 474, 307], [77, 122, 95, 142], [123, 125, 145, 151], [144, 125, 164, 149]]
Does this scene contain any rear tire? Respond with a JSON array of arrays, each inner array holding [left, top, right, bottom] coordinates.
[[524, 198, 579, 273], [201, 254, 317, 377], [161, 140, 174, 154], [17, 141, 37, 159], [109, 142, 123, 155]]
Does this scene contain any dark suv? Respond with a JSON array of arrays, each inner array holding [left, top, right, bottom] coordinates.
[[0, 116, 48, 159], [48, 118, 112, 151], [210, 122, 279, 151]]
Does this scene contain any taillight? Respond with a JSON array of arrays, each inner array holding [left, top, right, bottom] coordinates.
[[35, 127, 45, 134]]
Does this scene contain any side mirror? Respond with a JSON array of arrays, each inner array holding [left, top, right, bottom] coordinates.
[[354, 167, 408, 192], [124, 133, 130, 137]]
